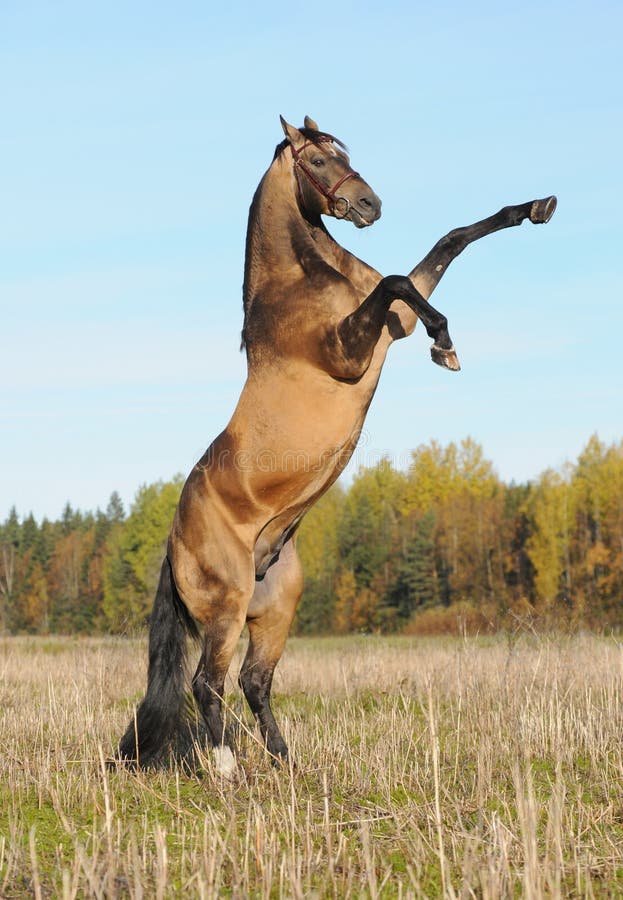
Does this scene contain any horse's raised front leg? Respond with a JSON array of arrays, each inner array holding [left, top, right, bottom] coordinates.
[[409, 196, 557, 302], [239, 540, 303, 764], [325, 196, 556, 380], [327, 274, 460, 378]]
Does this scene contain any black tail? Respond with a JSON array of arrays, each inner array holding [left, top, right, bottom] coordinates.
[[117, 556, 199, 768]]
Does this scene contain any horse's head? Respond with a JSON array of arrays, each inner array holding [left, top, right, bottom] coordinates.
[[279, 115, 382, 228]]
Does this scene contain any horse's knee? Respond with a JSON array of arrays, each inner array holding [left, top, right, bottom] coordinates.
[[382, 274, 416, 298], [437, 229, 467, 256]]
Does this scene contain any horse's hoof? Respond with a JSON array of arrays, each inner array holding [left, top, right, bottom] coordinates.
[[431, 344, 461, 371], [108, 752, 139, 772], [213, 745, 237, 778], [271, 752, 296, 770], [529, 196, 557, 224]]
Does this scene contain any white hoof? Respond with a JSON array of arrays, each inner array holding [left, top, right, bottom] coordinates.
[[213, 745, 237, 778]]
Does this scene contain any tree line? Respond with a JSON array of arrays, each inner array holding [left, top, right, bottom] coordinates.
[[1, 435, 622, 636]]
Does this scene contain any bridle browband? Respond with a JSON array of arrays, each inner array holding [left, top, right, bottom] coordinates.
[[290, 138, 360, 219]]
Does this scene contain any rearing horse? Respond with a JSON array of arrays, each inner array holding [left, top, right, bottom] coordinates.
[[118, 115, 556, 773]]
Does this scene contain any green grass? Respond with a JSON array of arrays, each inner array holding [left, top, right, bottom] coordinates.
[[1, 633, 623, 896]]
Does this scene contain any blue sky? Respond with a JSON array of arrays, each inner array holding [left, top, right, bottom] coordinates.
[[1, 1, 621, 520]]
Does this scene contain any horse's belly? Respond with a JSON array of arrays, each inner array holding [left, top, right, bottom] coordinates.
[[252, 418, 363, 578]]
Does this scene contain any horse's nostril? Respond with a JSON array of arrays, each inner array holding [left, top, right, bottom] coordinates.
[[360, 197, 372, 208]]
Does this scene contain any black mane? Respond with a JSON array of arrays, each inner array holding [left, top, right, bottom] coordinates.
[[272, 127, 348, 161]]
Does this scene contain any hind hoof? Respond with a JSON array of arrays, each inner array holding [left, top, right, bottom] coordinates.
[[431, 344, 461, 371], [530, 196, 557, 224], [213, 745, 237, 778], [271, 751, 296, 770]]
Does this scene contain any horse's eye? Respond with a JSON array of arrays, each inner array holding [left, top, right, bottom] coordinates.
[[312, 157, 325, 167]]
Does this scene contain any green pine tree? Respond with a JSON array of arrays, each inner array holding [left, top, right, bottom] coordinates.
[[389, 511, 439, 622]]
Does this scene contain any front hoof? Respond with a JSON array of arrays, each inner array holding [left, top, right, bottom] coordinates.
[[431, 343, 461, 371], [530, 196, 557, 224]]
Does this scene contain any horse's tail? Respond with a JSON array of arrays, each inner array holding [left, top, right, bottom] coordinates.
[[117, 556, 199, 767]]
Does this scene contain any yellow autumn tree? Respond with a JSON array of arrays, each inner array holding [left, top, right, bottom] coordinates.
[[526, 468, 573, 614]]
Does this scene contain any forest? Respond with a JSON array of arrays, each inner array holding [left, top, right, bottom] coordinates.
[[1, 434, 622, 636]]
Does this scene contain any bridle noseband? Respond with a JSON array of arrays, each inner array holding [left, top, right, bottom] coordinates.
[[290, 139, 360, 219]]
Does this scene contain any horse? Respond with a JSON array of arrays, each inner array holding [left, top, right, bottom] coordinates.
[[117, 115, 556, 774]]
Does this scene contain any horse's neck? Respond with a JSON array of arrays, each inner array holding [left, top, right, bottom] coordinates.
[[243, 162, 341, 304], [242, 160, 380, 354]]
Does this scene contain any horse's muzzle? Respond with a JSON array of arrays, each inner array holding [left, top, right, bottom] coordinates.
[[349, 191, 382, 227]]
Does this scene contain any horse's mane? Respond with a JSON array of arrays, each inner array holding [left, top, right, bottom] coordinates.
[[272, 128, 348, 160]]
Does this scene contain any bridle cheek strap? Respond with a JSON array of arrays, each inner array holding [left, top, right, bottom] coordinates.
[[326, 170, 360, 218], [290, 141, 359, 218]]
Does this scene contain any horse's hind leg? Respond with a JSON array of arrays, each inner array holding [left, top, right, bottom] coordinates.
[[170, 535, 254, 775], [190, 596, 249, 776], [239, 540, 304, 764], [409, 196, 557, 301]]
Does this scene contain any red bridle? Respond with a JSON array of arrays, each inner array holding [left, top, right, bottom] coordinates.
[[290, 138, 360, 218]]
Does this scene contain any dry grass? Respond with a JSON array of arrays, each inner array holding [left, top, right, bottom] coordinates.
[[1, 632, 623, 897]]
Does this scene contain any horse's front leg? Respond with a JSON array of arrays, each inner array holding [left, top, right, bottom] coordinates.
[[326, 275, 460, 378], [409, 196, 557, 304]]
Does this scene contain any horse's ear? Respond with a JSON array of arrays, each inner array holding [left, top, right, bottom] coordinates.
[[279, 115, 305, 149], [304, 115, 319, 131]]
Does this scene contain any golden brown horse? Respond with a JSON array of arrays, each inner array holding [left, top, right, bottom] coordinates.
[[118, 115, 556, 773]]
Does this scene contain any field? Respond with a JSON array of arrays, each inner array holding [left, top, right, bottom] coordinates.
[[1, 633, 623, 898]]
